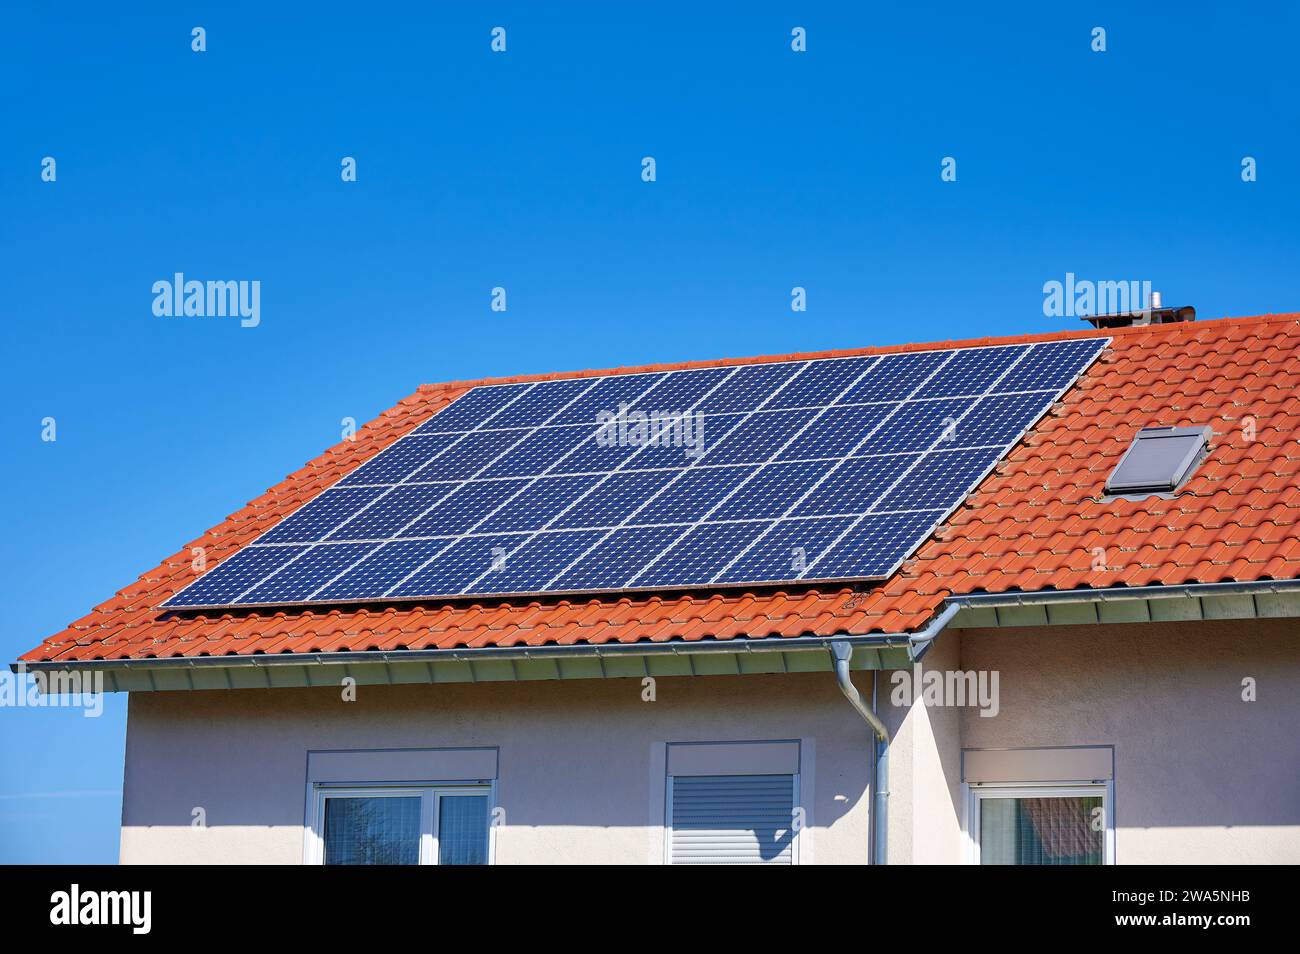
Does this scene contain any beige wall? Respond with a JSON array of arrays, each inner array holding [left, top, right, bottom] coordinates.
[[120, 671, 875, 865], [954, 618, 1300, 864], [119, 618, 1300, 864]]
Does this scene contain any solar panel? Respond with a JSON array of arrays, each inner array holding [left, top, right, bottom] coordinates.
[[163, 337, 1107, 609]]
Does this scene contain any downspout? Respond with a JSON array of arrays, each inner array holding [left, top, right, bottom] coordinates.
[[829, 640, 891, 865], [828, 600, 961, 865]]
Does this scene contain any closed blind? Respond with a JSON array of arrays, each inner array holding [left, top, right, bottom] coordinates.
[[670, 774, 796, 865]]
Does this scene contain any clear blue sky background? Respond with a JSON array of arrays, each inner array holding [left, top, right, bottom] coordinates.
[[1, 2, 1296, 863]]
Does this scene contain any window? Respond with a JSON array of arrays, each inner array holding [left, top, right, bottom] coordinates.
[[1105, 425, 1211, 495], [307, 785, 492, 865], [967, 784, 1112, 865], [667, 774, 799, 865]]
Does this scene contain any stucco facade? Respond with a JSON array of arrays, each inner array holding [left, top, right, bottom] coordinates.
[[118, 618, 1300, 864]]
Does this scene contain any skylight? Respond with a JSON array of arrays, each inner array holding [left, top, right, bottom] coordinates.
[[1105, 426, 1211, 496]]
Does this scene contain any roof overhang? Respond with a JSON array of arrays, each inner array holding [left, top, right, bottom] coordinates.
[[11, 632, 921, 694], [14, 580, 1299, 693], [947, 579, 1300, 629]]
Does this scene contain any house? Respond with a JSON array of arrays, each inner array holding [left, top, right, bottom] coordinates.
[[16, 311, 1300, 865]]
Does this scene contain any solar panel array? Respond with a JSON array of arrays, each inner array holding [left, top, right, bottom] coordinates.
[[163, 338, 1106, 609]]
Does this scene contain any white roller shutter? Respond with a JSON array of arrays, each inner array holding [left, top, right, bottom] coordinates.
[[669, 773, 797, 864]]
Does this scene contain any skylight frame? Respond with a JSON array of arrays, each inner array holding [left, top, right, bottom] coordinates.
[[1104, 425, 1212, 496]]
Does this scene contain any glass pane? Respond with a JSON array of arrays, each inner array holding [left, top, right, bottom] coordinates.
[[980, 796, 1103, 865], [438, 794, 490, 865], [323, 796, 421, 865]]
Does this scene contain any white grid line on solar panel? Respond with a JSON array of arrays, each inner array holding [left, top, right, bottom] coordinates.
[[394, 386, 1083, 442], [167, 506, 962, 609], [310, 441, 1013, 491], [220, 375, 614, 605], [309, 361, 811, 604], [456, 359, 825, 594], [790, 346, 1033, 581], [622, 351, 958, 588], [700, 347, 965, 585], [310, 369, 694, 602], [366, 364, 747, 600], [393, 338, 1098, 438], [197, 369, 909, 556], [352, 389, 1066, 482], [797, 338, 1100, 582], [537, 356, 884, 591], [868, 344, 1103, 518], [221, 343, 1093, 559], [160, 380, 547, 608], [204, 506, 959, 551], [742, 342, 1106, 587]]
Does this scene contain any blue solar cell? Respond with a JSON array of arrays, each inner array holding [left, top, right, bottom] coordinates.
[[387, 533, 530, 598], [629, 521, 772, 588], [240, 542, 380, 605], [694, 362, 804, 414], [836, 351, 947, 404], [1003, 339, 1106, 392], [874, 448, 997, 512], [802, 510, 946, 579], [767, 356, 878, 409], [790, 454, 918, 517], [476, 473, 604, 533], [163, 544, 307, 607], [952, 391, 1054, 449], [626, 413, 739, 470], [715, 516, 856, 584], [635, 366, 735, 411], [916, 345, 1029, 398], [328, 483, 459, 541], [258, 486, 390, 543], [551, 524, 687, 591], [776, 403, 893, 461], [314, 538, 456, 601], [414, 383, 532, 433], [701, 408, 819, 465], [406, 428, 531, 482], [550, 372, 666, 425], [339, 434, 465, 486], [549, 429, 642, 474], [711, 460, 838, 521], [625, 465, 754, 524], [479, 424, 593, 478], [487, 377, 596, 429], [400, 479, 528, 537], [856, 398, 973, 455], [550, 469, 681, 529], [466, 530, 608, 594]]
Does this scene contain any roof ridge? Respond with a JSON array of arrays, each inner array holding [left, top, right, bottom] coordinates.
[[415, 312, 1300, 394]]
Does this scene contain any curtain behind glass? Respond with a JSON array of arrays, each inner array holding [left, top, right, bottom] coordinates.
[[438, 795, 490, 865], [979, 796, 1103, 865], [323, 796, 421, 865]]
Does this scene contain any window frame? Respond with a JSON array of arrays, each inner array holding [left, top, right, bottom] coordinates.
[[963, 781, 1115, 865], [664, 772, 802, 866], [304, 782, 495, 866], [1104, 425, 1211, 496]]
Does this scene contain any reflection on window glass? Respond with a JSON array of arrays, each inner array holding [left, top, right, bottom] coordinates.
[[980, 796, 1103, 865], [438, 794, 490, 865], [323, 796, 421, 865]]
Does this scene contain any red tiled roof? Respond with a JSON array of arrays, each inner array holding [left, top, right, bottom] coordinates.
[[20, 313, 1300, 663]]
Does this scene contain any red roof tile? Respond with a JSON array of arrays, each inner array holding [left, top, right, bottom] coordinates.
[[20, 313, 1300, 663]]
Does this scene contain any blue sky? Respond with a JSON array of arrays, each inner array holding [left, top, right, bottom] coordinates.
[[1, 2, 1296, 862]]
